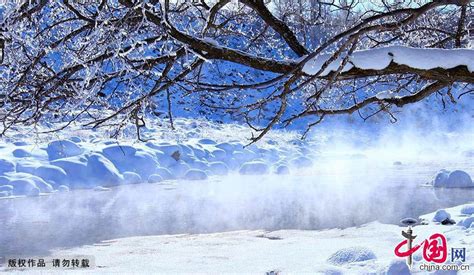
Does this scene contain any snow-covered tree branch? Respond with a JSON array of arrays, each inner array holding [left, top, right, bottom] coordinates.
[[0, 0, 472, 142]]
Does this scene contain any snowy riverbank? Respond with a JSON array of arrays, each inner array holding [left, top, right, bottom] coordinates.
[[2, 203, 474, 274]]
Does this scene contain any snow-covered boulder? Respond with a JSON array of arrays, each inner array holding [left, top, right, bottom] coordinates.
[[16, 161, 39, 174], [13, 141, 28, 146], [188, 159, 209, 171], [122, 172, 142, 184], [216, 142, 235, 153], [9, 179, 40, 196], [86, 154, 123, 186], [46, 139, 84, 161], [57, 185, 69, 192], [155, 151, 178, 167], [239, 161, 269, 175], [460, 204, 474, 215], [148, 174, 163, 183], [0, 176, 10, 185], [432, 169, 473, 188], [184, 169, 208, 180], [198, 138, 216, 145], [168, 161, 191, 178], [233, 149, 258, 163], [34, 165, 68, 187], [0, 185, 13, 192], [0, 159, 15, 174], [0, 191, 10, 197], [327, 247, 376, 265], [386, 260, 410, 275], [69, 136, 82, 143], [12, 148, 31, 158], [209, 149, 227, 162], [154, 167, 174, 180], [275, 165, 290, 175], [208, 162, 229, 176], [432, 209, 451, 222], [432, 169, 449, 187], [290, 156, 313, 168], [50, 157, 89, 188], [446, 170, 473, 187], [458, 217, 474, 228], [102, 145, 158, 179]]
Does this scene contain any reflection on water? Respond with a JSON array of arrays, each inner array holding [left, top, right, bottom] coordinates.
[[0, 158, 473, 257]]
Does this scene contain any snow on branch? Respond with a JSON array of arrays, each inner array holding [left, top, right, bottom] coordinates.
[[303, 46, 474, 80]]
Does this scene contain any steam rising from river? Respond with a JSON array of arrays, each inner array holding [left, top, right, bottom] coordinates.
[[1, 111, 473, 257]]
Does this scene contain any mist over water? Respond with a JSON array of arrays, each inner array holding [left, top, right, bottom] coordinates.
[[0, 111, 473, 258]]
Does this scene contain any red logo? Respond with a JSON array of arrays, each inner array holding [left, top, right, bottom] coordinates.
[[394, 229, 448, 264]]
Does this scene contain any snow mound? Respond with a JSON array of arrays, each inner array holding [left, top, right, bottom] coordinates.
[[34, 165, 68, 187], [148, 174, 164, 183], [239, 161, 269, 175], [431, 170, 473, 188], [47, 139, 84, 160], [208, 162, 228, 175], [290, 156, 313, 168], [460, 204, 474, 215], [123, 172, 142, 184], [184, 169, 208, 180], [327, 247, 376, 265], [12, 148, 31, 158], [386, 260, 410, 275], [433, 209, 451, 222], [458, 217, 474, 228], [0, 159, 15, 174], [275, 165, 290, 175], [154, 167, 174, 180], [9, 179, 40, 196], [86, 154, 123, 186]]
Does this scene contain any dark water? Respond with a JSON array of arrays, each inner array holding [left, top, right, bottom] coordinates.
[[0, 158, 473, 258]]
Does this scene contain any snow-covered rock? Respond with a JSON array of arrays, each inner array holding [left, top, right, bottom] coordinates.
[[432, 169, 473, 188], [458, 217, 474, 228], [168, 161, 191, 178], [34, 165, 68, 187], [275, 165, 290, 175], [198, 138, 216, 145], [12, 148, 31, 158], [102, 146, 158, 179], [57, 185, 70, 192], [432, 209, 451, 222], [16, 161, 39, 174], [0, 159, 15, 174], [148, 174, 164, 183], [154, 167, 174, 180], [86, 153, 123, 186], [289, 156, 313, 168], [446, 170, 473, 187], [386, 260, 410, 275], [123, 172, 142, 184], [0, 176, 10, 185], [47, 139, 84, 160], [208, 162, 228, 176], [0, 185, 13, 192], [50, 157, 89, 188], [239, 161, 269, 175], [327, 247, 376, 265], [184, 169, 208, 180], [9, 178, 40, 196], [460, 204, 474, 215]]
